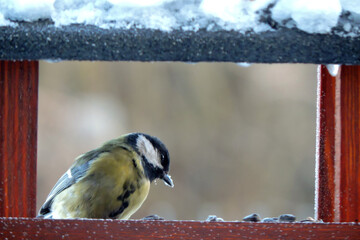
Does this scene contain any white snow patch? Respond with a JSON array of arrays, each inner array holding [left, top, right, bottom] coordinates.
[[326, 64, 341, 77], [200, 0, 273, 31], [236, 62, 252, 67], [341, 0, 360, 15], [272, 0, 341, 34], [0, 12, 14, 26], [343, 22, 351, 32], [108, 0, 172, 7], [0, 0, 358, 35], [51, 0, 179, 30], [0, 0, 54, 22]]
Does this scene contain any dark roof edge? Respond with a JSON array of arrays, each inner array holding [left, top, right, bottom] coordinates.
[[0, 20, 359, 64]]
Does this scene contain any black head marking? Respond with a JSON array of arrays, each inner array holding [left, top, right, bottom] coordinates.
[[126, 133, 170, 182]]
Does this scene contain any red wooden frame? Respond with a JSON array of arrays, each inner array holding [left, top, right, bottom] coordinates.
[[316, 65, 360, 222], [0, 62, 359, 238], [0, 61, 38, 217]]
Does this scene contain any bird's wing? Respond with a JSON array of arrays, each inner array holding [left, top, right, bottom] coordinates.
[[37, 149, 109, 217]]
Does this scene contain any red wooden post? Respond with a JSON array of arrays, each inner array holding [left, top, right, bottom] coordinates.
[[0, 61, 38, 217], [316, 65, 360, 222]]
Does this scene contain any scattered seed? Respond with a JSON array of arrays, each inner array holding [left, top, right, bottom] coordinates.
[[206, 215, 224, 222], [243, 213, 261, 222], [279, 214, 296, 222]]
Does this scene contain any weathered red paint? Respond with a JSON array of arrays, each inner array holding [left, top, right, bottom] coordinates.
[[0, 61, 38, 217], [316, 65, 360, 222], [0, 218, 360, 240]]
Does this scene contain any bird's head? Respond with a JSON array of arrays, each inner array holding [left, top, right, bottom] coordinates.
[[127, 133, 173, 187]]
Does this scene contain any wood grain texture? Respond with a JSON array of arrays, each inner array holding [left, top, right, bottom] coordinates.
[[339, 66, 360, 222], [316, 65, 337, 222], [316, 65, 360, 222], [0, 61, 38, 217], [0, 218, 360, 240]]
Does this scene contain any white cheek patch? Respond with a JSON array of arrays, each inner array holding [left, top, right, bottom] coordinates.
[[136, 135, 162, 169]]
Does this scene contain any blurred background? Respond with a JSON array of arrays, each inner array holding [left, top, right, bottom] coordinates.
[[37, 62, 317, 221]]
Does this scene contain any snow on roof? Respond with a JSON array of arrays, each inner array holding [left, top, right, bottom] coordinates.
[[0, 0, 359, 35]]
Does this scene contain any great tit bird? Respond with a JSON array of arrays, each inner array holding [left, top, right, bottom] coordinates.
[[37, 132, 173, 219]]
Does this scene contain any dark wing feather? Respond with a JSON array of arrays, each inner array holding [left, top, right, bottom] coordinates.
[[37, 149, 108, 217]]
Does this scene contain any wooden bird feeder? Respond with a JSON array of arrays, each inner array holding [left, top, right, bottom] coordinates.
[[0, 20, 360, 239]]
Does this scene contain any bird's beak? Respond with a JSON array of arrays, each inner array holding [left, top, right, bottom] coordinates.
[[162, 173, 174, 188]]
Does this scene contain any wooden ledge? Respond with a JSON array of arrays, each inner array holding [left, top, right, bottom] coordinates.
[[0, 218, 359, 239]]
